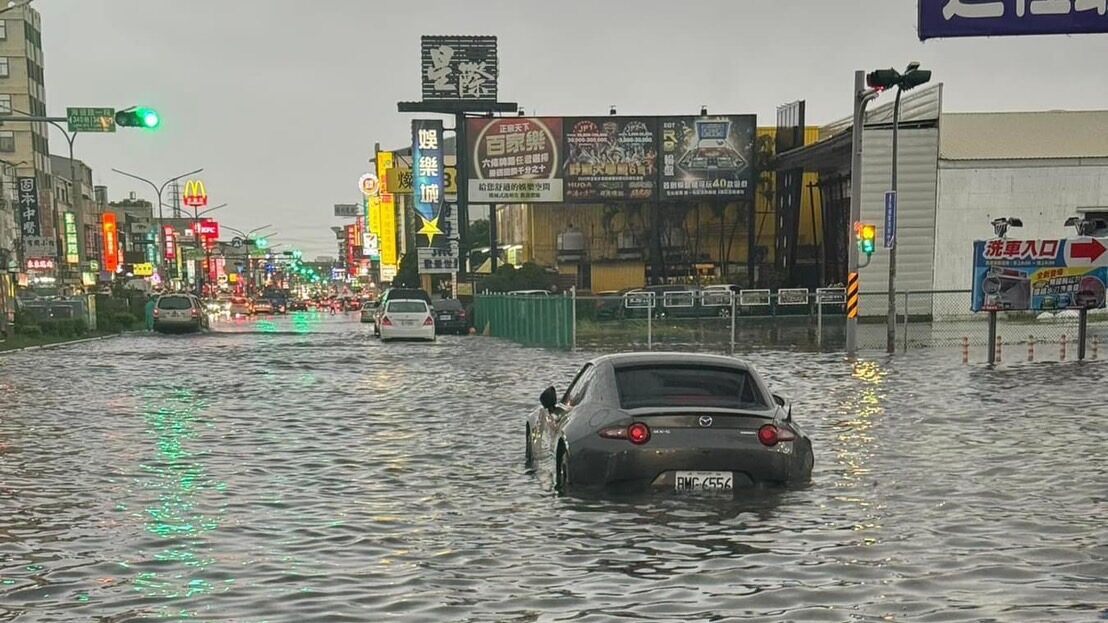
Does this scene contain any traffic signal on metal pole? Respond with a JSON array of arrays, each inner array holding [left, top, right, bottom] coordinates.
[[115, 107, 161, 129], [866, 69, 900, 92], [866, 65, 931, 93], [855, 222, 876, 256]]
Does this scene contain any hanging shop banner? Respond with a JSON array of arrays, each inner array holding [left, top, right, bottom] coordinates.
[[563, 117, 658, 201], [22, 235, 56, 259], [376, 151, 398, 269], [421, 35, 498, 102], [385, 165, 459, 195], [919, 0, 1108, 40], [467, 117, 563, 203], [971, 238, 1108, 312], [345, 224, 357, 270], [17, 176, 40, 237], [659, 115, 756, 200], [133, 262, 154, 277], [64, 212, 80, 265], [418, 203, 461, 274], [102, 213, 120, 273], [412, 119, 446, 246], [163, 224, 177, 261]]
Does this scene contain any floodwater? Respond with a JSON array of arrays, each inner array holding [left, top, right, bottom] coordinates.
[[0, 312, 1105, 622]]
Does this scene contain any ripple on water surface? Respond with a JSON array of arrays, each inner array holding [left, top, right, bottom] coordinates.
[[0, 314, 1105, 622]]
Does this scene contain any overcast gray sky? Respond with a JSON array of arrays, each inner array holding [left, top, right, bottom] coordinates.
[[38, 0, 1108, 258]]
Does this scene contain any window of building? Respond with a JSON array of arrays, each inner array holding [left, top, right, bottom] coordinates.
[[0, 58, 9, 78], [0, 131, 14, 152], [0, 20, 7, 40], [0, 94, 10, 115]]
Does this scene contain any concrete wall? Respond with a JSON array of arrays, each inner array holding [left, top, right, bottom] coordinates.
[[933, 158, 1108, 317]]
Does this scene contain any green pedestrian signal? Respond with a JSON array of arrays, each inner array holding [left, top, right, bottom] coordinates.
[[116, 107, 161, 129]]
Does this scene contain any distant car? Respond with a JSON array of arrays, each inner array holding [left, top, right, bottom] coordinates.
[[289, 299, 308, 312], [432, 298, 468, 334], [228, 296, 252, 318], [153, 294, 208, 333], [374, 288, 432, 336], [252, 299, 274, 315], [344, 298, 362, 311], [360, 305, 376, 323], [378, 299, 436, 342], [267, 297, 288, 314], [525, 352, 813, 495]]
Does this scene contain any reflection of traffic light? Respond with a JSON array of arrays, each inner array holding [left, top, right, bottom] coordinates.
[[855, 222, 876, 256], [115, 107, 160, 129]]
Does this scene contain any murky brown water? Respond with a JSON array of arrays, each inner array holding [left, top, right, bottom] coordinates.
[[1, 312, 1105, 622]]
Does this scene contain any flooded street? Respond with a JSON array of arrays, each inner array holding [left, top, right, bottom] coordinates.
[[1, 313, 1105, 622]]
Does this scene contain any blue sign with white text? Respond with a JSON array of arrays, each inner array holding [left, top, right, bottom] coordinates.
[[411, 119, 445, 247], [971, 238, 1108, 312], [920, 0, 1108, 40]]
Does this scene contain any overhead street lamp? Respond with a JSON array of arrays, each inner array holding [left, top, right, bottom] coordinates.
[[866, 62, 932, 354], [111, 167, 203, 279]]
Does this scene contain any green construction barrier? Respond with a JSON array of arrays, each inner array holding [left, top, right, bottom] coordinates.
[[474, 294, 573, 349]]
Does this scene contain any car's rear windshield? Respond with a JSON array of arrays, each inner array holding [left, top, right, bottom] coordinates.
[[434, 299, 463, 311], [157, 296, 193, 310], [615, 365, 766, 409], [388, 301, 427, 313]]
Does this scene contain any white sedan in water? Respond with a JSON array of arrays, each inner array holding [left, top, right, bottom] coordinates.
[[378, 299, 436, 342]]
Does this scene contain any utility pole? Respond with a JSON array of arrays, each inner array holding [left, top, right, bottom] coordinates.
[[847, 71, 880, 357]]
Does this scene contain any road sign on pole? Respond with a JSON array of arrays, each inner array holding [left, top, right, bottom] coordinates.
[[884, 190, 896, 249], [66, 107, 116, 133]]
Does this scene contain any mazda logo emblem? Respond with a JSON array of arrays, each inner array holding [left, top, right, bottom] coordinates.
[[698, 416, 713, 427]]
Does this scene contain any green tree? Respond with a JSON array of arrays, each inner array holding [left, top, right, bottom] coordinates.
[[392, 252, 420, 288]]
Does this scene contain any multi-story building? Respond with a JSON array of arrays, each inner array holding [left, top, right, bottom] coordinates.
[[50, 155, 95, 283], [0, 2, 51, 255]]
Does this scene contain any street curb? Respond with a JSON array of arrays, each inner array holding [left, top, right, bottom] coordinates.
[[0, 332, 123, 355]]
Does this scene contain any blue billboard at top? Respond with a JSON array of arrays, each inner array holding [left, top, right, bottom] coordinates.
[[971, 238, 1108, 312], [920, 0, 1108, 40]]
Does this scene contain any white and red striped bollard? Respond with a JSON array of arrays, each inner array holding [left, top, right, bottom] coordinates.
[[962, 336, 969, 365], [996, 335, 1003, 362], [1060, 334, 1067, 361], [1028, 335, 1035, 362]]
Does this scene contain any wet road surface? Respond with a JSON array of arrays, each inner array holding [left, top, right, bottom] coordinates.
[[1, 312, 1105, 622]]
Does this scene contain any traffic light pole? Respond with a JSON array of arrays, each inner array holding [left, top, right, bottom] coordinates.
[[886, 87, 903, 354], [848, 71, 880, 357]]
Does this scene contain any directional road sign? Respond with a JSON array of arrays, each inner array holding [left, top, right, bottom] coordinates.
[[66, 107, 116, 133]]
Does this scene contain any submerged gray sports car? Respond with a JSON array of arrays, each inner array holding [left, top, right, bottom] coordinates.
[[525, 352, 814, 495]]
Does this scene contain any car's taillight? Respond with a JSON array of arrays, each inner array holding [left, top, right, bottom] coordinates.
[[458, 310, 466, 318], [381, 316, 392, 326], [758, 424, 795, 447], [191, 308, 199, 318], [599, 422, 651, 445], [423, 316, 434, 326], [153, 308, 160, 318]]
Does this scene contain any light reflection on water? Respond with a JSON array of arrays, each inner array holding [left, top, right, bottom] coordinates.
[[0, 312, 1104, 622]]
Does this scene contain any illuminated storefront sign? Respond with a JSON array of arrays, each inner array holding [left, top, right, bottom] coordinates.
[[101, 213, 119, 273], [183, 179, 208, 207], [164, 225, 177, 261], [411, 119, 445, 245], [64, 212, 80, 265], [26, 257, 54, 270]]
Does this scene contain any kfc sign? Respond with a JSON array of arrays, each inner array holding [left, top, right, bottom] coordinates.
[[193, 219, 220, 239]]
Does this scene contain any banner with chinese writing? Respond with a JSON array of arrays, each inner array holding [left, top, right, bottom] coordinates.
[[971, 238, 1108, 312], [467, 117, 563, 203], [919, 0, 1108, 40], [102, 213, 120, 273], [659, 115, 756, 200], [563, 117, 658, 201], [421, 35, 498, 102], [164, 225, 177, 261], [412, 119, 446, 246], [64, 212, 80, 265], [417, 203, 461, 274], [17, 177, 40, 237], [377, 151, 398, 269]]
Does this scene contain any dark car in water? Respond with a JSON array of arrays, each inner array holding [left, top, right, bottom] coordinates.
[[525, 352, 813, 495], [432, 298, 468, 334]]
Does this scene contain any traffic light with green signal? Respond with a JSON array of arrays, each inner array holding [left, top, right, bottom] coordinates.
[[855, 222, 876, 256], [115, 107, 161, 129]]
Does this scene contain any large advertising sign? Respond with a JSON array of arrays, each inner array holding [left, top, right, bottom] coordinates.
[[163, 225, 177, 261], [919, 0, 1108, 40], [101, 213, 119, 273], [412, 120, 446, 246], [421, 35, 498, 102], [376, 151, 398, 268], [467, 117, 563, 203], [563, 117, 658, 201], [659, 115, 756, 199], [418, 203, 461, 274], [64, 212, 80, 265], [183, 179, 208, 208], [971, 238, 1108, 312], [17, 177, 40, 237]]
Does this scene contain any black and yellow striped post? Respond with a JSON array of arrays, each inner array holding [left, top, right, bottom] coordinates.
[[847, 272, 860, 320]]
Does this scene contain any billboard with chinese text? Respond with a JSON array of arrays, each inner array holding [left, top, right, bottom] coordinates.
[[412, 120, 446, 246], [421, 35, 498, 102], [418, 203, 461, 274], [563, 117, 658, 201], [17, 177, 40, 237], [919, 0, 1108, 40], [467, 117, 563, 203], [659, 115, 756, 200], [971, 238, 1108, 312]]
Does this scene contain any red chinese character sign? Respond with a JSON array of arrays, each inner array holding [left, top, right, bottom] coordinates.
[[467, 117, 563, 203], [972, 238, 1108, 312], [101, 213, 119, 273], [164, 225, 177, 261]]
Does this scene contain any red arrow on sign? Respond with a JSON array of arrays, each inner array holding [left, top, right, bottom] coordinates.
[[1070, 239, 1106, 262]]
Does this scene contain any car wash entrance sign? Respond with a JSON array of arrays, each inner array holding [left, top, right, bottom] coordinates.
[[971, 238, 1108, 312], [919, 0, 1108, 40]]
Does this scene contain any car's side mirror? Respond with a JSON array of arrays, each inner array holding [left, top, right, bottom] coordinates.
[[539, 385, 558, 412], [773, 393, 793, 422]]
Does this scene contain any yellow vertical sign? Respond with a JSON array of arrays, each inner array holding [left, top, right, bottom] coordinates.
[[377, 151, 398, 269], [367, 195, 381, 236]]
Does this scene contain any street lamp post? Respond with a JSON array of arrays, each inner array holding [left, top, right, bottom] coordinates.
[[111, 167, 203, 282], [847, 71, 881, 357]]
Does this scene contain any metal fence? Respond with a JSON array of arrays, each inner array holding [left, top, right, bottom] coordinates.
[[473, 294, 574, 349], [476, 288, 1108, 360]]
